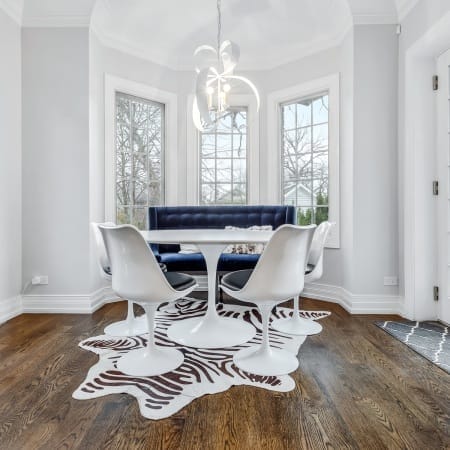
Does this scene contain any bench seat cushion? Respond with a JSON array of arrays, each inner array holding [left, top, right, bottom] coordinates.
[[160, 252, 260, 272]]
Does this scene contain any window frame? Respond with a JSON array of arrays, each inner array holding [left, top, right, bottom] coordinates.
[[104, 74, 178, 224], [267, 74, 340, 248], [186, 94, 260, 205]]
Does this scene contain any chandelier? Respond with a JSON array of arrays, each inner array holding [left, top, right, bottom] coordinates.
[[192, 0, 260, 131]]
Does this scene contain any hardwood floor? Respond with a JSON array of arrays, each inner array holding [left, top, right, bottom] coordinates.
[[0, 298, 448, 450]]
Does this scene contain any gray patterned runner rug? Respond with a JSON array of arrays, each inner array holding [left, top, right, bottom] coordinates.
[[375, 320, 449, 374], [73, 298, 330, 420]]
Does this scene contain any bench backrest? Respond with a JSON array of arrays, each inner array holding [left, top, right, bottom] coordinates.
[[149, 205, 296, 253]]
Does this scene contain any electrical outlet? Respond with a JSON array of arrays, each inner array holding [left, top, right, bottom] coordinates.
[[384, 276, 398, 286], [31, 276, 49, 285]]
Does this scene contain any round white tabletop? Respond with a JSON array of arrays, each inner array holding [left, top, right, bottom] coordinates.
[[140, 229, 273, 245], [141, 228, 274, 348]]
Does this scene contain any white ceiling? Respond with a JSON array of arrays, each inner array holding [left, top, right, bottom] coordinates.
[[1, 0, 420, 69]]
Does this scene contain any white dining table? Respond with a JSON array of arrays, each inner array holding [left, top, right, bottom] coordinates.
[[140, 228, 274, 348]]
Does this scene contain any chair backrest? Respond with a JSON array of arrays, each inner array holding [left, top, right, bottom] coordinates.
[[91, 222, 115, 279], [306, 221, 334, 282], [98, 224, 182, 304], [237, 224, 316, 304]]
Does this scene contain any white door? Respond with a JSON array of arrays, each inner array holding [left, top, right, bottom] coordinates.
[[437, 49, 450, 324]]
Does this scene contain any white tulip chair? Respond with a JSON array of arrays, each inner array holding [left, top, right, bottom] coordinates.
[[220, 224, 316, 376], [91, 222, 148, 337], [99, 224, 197, 376], [272, 221, 334, 336]]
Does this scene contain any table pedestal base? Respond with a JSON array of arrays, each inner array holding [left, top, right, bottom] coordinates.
[[167, 315, 256, 348]]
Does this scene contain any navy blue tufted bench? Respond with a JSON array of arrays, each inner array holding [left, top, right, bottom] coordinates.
[[148, 205, 295, 273]]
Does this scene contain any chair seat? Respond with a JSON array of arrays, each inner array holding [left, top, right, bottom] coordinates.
[[222, 264, 316, 292], [164, 272, 196, 291], [221, 269, 253, 291], [105, 262, 167, 275]]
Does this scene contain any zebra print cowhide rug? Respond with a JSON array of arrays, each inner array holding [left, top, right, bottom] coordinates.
[[73, 299, 330, 420]]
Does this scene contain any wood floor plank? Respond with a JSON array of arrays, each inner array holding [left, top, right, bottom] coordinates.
[[0, 298, 448, 449]]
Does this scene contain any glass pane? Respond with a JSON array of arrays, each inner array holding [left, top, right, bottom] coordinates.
[[132, 207, 147, 229], [297, 127, 312, 154], [216, 135, 232, 157], [297, 100, 312, 127], [201, 184, 215, 204], [201, 135, 216, 157], [116, 206, 130, 225], [216, 184, 232, 203], [233, 184, 247, 204], [283, 130, 297, 155], [296, 179, 313, 206], [313, 95, 328, 124], [314, 206, 329, 225], [216, 159, 232, 182], [232, 134, 246, 158], [148, 182, 161, 205], [233, 159, 246, 183], [297, 155, 312, 179], [312, 124, 328, 152], [297, 207, 313, 225], [283, 104, 296, 130]]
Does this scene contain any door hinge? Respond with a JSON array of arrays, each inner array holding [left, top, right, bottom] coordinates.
[[433, 286, 439, 301], [433, 75, 439, 91], [433, 180, 439, 196]]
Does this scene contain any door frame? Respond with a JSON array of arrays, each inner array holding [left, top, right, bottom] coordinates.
[[402, 12, 450, 321], [437, 49, 450, 324]]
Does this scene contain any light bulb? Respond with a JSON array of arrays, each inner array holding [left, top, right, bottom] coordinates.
[[206, 86, 214, 95], [223, 83, 231, 93]]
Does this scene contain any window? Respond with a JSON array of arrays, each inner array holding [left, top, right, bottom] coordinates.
[[281, 93, 329, 225], [267, 74, 339, 247], [115, 92, 164, 229], [199, 108, 248, 204]]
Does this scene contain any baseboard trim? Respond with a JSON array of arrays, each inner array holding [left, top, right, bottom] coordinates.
[[22, 287, 119, 314], [303, 282, 403, 315], [6, 283, 403, 318], [0, 296, 23, 324]]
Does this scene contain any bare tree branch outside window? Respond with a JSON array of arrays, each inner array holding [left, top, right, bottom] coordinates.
[[115, 92, 164, 229], [281, 94, 329, 225], [199, 107, 248, 205]]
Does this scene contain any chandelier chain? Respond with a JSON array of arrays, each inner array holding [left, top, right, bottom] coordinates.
[[217, 0, 222, 56]]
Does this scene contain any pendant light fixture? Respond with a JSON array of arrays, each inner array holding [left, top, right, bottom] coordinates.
[[192, 0, 260, 131]]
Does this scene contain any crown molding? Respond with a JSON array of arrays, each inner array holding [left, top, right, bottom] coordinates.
[[22, 14, 90, 28], [0, 0, 22, 25], [397, 0, 420, 21], [91, 21, 352, 72]]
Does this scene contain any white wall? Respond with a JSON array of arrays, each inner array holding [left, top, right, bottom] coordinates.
[[352, 25, 399, 295], [0, 8, 22, 321], [22, 28, 91, 297]]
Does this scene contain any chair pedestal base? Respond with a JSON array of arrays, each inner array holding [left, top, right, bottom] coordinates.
[[271, 316, 322, 336], [233, 346, 299, 376], [117, 346, 184, 377], [104, 315, 148, 337]]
